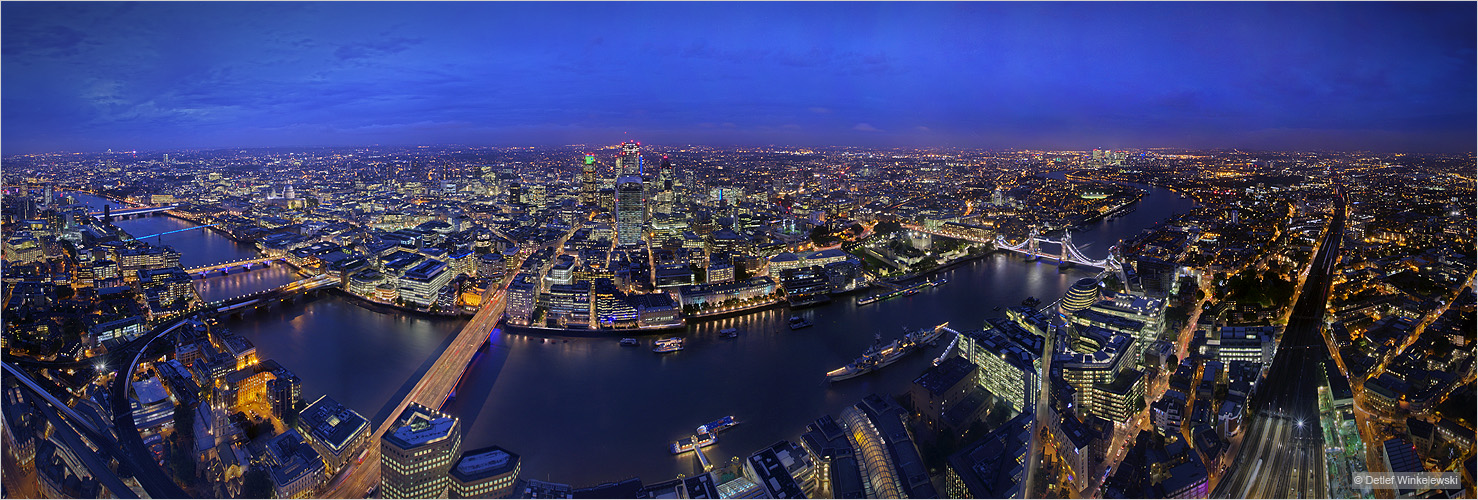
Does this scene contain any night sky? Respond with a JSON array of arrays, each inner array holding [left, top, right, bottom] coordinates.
[[4, 2, 1474, 154]]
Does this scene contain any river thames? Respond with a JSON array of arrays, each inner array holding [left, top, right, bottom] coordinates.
[[72, 176, 1194, 486]]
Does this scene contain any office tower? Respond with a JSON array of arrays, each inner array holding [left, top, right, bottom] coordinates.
[[580, 154, 598, 205], [267, 370, 301, 420], [616, 175, 645, 246], [448, 446, 521, 498], [507, 183, 523, 205], [1135, 257, 1177, 298], [617, 141, 641, 175], [382, 403, 462, 499], [526, 183, 546, 207], [296, 395, 370, 476], [655, 156, 675, 214]]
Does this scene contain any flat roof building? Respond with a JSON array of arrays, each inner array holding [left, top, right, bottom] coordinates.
[[449, 445, 521, 499], [295, 395, 369, 476], [382, 403, 462, 499]]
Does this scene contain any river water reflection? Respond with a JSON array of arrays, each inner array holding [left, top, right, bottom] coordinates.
[[69, 176, 1194, 486]]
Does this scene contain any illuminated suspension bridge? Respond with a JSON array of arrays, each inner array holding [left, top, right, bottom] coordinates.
[[993, 227, 1123, 270]]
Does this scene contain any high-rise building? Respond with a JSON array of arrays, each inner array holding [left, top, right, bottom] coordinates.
[[616, 175, 645, 246], [382, 403, 462, 499], [655, 156, 676, 214], [616, 141, 641, 175], [267, 370, 301, 421], [448, 446, 521, 499], [580, 155, 598, 205]]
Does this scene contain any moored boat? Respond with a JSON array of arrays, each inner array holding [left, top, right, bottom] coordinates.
[[652, 337, 684, 353]]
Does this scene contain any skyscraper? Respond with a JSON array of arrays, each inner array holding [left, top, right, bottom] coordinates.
[[382, 403, 462, 499], [616, 141, 641, 175], [580, 154, 598, 205], [616, 175, 645, 246], [655, 156, 675, 214]]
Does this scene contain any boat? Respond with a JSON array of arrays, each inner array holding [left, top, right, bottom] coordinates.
[[652, 337, 684, 353], [1022, 296, 1042, 307], [857, 295, 879, 305], [905, 288, 919, 296], [696, 416, 738, 434], [788, 316, 813, 330], [934, 278, 949, 286], [670, 432, 718, 454], [720, 328, 739, 338], [826, 323, 951, 382], [620, 338, 638, 346]]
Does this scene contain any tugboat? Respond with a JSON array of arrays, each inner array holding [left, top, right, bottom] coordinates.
[[788, 316, 813, 330], [620, 338, 638, 346]]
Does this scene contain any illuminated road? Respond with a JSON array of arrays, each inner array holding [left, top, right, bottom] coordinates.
[[325, 232, 565, 498], [326, 282, 510, 498]]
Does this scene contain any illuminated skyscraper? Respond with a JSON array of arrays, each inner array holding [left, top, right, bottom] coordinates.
[[655, 155, 675, 214], [616, 141, 641, 175], [616, 175, 645, 246], [580, 154, 598, 205]]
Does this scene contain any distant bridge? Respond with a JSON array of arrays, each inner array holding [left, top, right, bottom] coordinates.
[[89, 205, 177, 220], [906, 223, 1121, 270], [184, 255, 286, 276], [208, 274, 338, 315], [129, 223, 219, 241]]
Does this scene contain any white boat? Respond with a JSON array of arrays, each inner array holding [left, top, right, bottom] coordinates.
[[653, 337, 684, 353]]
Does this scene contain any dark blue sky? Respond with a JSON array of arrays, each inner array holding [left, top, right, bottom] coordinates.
[[4, 2, 1474, 154]]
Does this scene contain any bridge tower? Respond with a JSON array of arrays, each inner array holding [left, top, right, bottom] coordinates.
[[1059, 231, 1072, 264], [1110, 243, 1129, 286], [1026, 226, 1040, 260]]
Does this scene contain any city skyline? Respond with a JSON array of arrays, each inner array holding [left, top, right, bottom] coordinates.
[[4, 2, 1476, 155], [1, 143, 1474, 499]]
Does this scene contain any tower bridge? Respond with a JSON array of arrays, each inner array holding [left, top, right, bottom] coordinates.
[[907, 223, 1121, 271], [993, 227, 1122, 270]]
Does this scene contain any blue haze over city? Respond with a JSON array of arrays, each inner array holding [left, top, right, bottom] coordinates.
[[1, 2, 1474, 500]]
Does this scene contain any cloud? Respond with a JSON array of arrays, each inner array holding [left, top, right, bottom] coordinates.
[[333, 36, 423, 61], [853, 123, 882, 132], [916, 126, 932, 132], [3, 24, 92, 58], [808, 107, 832, 114]]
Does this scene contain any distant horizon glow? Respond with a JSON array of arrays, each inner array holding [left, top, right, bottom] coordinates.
[[3, 2, 1474, 155]]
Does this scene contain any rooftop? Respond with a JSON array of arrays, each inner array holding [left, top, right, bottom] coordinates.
[[297, 395, 369, 453], [384, 403, 458, 450], [451, 445, 520, 482]]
